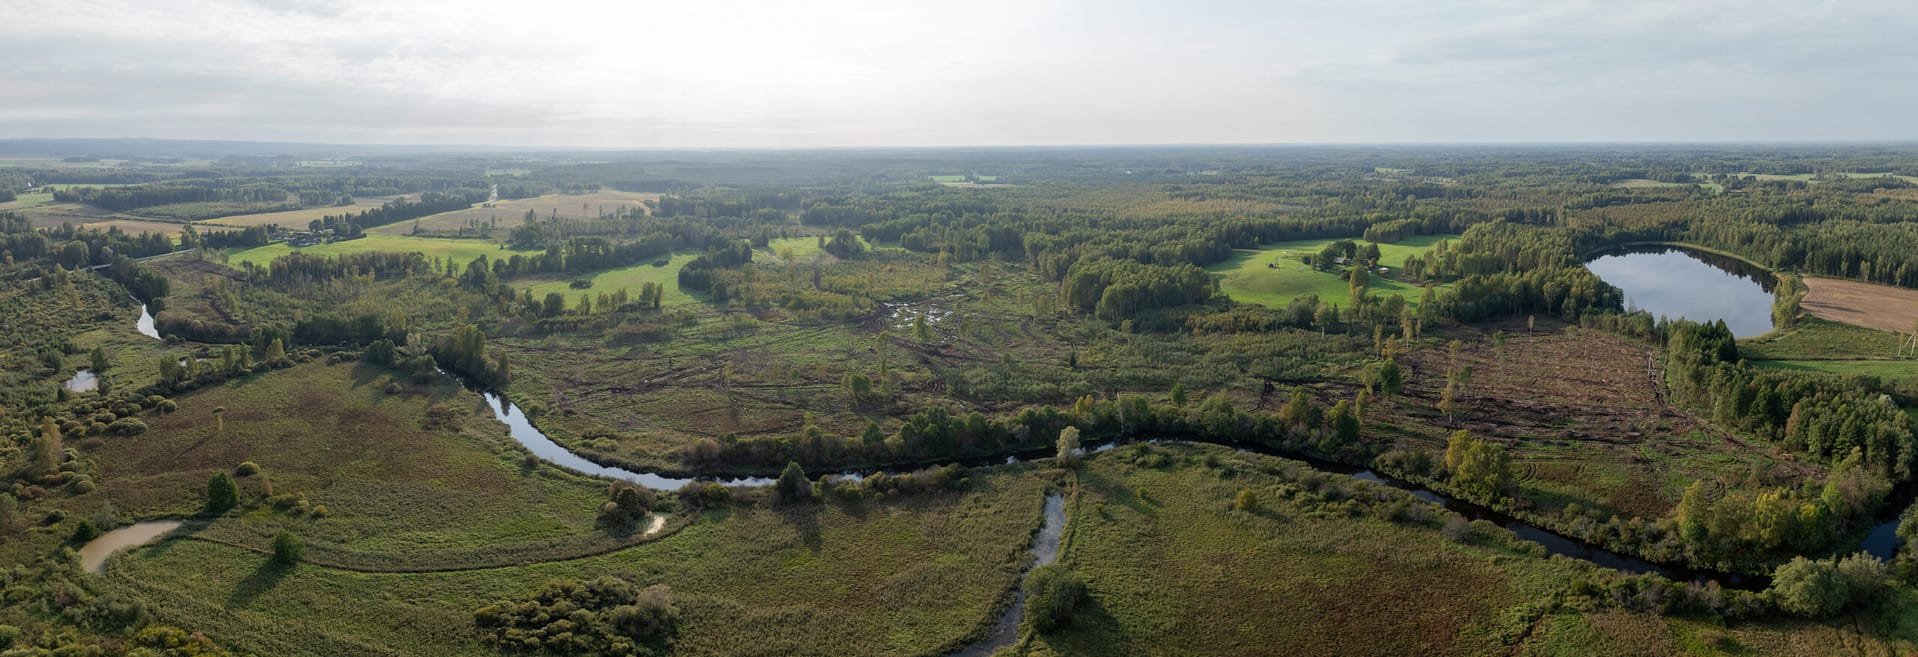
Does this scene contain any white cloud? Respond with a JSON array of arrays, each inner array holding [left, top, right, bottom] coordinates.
[[0, 0, 1914, 146]]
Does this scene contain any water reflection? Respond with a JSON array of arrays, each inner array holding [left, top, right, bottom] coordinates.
[[1585, 246, 1776, 338]]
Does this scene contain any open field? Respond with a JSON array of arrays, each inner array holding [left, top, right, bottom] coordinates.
[[0, 190, 57, 211], [368, 190, 661, 235], [1031, 444, 1585, 657], [1034, 444, 1918, 657], [1208, 234, 1456, 309], [1741, 317, 1905, 361], [226, 234, 534, 273], [105, 463, 1058, 657], [1751, 358, 1918, 387], [521, 253, 700, 307], [91, 360, 609, 568], [1801, 276, 1918, 333]]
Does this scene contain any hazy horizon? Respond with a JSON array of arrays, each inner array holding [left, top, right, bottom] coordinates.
[[5, 0, 1916, 148]]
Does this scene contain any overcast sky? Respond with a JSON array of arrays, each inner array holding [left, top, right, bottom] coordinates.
[[2, 0, 1915, 148]]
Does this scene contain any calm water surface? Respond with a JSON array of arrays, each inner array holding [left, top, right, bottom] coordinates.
[[1584, 246, 1776, 337], [79, 521, 183, 573]]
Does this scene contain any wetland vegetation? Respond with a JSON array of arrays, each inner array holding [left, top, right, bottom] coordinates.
[[5, 142, 1918, 655]]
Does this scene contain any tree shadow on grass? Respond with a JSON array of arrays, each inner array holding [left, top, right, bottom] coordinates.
[[778, 503, 823, 552], [226, 558, 293, 609], [1032, 594, 1132, 657]]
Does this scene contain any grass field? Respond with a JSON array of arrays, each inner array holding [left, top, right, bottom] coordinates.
[[1028, 443, 1918, 657], [226, 234, 534, 273], [520, 253, 700, 307], [1030, 444, 1582, 657], [0, 190, 57, 211], [1800, 276, 1918, 334], [90, 360, 609, 569], [1209, 234, 1456, 309], [105, 462, 1058, 657], [368, 191, 661, 235]]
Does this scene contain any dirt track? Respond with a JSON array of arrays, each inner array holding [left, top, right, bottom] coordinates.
[[1802, 276, 1918, 333]]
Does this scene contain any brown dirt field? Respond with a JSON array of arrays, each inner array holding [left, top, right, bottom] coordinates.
[[369, 190, 660, 234], [1377, 324, 1816, 518], [1801, 276, 1918, 333]]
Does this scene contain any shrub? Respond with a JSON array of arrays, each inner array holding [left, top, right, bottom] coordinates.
[[475, 577, 679, 654], [1023, 564, 1086, 633], [205, 473, 239, 513], [234, 461, 261, 476], [71, 519, 101, 542], [1769, 556, 1848, 618], [775, 461, 812, 503], [1441, 515, 1472, 542], [597, 484, 657, 531], [1234, 489, 1258, 512], [272, 531, 302, 565]]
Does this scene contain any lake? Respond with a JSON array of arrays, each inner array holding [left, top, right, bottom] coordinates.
[[1584, 246, 1776, 337]]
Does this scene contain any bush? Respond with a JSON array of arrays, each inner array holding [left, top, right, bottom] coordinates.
[[475, 577, 680, 654], [71, 518, 101, 543], [235, 461, 261, 476], [1441, 515, 1472, 542], [1234, 489, 1259, 512], [272, 531, 302, 565], [1023, 564, 1086, 633], [775, 461, 812, 503], [1769, 556, 1848, 618], [1836, 553, 1890, 610], [597, 484, 657, 531], [205, 473, 239, 513]]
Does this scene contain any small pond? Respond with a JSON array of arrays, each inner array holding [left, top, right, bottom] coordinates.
[[136, 304, 159, 340], [64, 369, 98, 393], [1584, 246, 1777, 338]]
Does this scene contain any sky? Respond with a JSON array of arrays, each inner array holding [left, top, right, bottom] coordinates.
[[2, 0, 1916, 148]]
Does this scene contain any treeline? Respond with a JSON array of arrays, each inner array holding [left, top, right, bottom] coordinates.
[[192, 225, 272, 250], [308, 191, 485, 236], [54, 183, 289, 211], [260, 251, 436, 287], [1059, 258, 1214, 320], [1663, 319, 1915, 477], [682, 382, 1381, 477], [675, 240, 756, 298]]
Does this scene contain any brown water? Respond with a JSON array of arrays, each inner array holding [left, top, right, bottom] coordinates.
[[79, 520, 183, 574]]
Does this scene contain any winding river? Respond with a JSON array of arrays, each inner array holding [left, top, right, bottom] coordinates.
[[949, 493, 1065, 657], [475, 388, 1778, 586]]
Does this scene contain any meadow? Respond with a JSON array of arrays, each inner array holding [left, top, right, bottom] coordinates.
[[520, 253, 700, 307], [1208, 234, 1456, 309], [89, 360, 612, 570], [105, 458, 1059, 657], [1029, 443, 1918, 657]]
